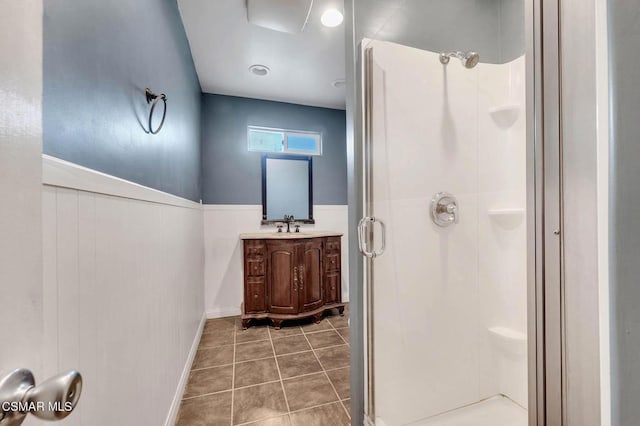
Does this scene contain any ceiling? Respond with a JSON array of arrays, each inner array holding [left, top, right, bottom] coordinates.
[[178, 0, 346, 110]]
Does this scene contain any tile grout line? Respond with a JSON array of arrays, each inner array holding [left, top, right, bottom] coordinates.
[[289, 399, 350, 415], [181, 379, 283, 401], [235, 399, 350, 426], [327, 311, 352, 418], [277, 342, 348, 357], [184, 364, 352, 401], [280, 368, 341, 382], [326, 315, 349, 346], [230, 321, 237, 426], [299, 320, 350, 420], [326, 312, 351, 418], [192, 343, 349, 374], [190, 362, 235, 373], [181, 389, 231, 401], [267, 324, 293, 425]]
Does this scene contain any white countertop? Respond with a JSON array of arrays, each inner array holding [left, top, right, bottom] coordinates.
[[240, 231, 343, 240]]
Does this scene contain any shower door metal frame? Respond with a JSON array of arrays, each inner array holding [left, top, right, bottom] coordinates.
[[357, 0, 568, 424], [537, 0, 567, 424]]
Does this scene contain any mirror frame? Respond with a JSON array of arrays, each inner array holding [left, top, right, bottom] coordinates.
[[261, 154, 314, 224]]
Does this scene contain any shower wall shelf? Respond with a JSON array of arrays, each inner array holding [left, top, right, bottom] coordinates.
[[488, 326, 527, 357], [488, 104, 520, 129], [488, 208, 525, 229]]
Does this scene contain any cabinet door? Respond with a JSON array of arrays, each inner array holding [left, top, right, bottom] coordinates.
[[299, 240, 323, 312], [245, 278, 266, 313], [267, 241, 299, 314], [325, 273, 340, 304]]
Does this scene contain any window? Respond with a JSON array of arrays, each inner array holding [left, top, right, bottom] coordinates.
[[248, 126, 321, 155]]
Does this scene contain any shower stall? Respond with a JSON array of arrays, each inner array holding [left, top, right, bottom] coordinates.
[[353, 2, 532, 425]]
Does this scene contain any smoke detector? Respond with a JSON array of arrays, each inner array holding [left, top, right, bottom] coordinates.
[[246, 0, 313, 34], [249, 64, 271, 77]]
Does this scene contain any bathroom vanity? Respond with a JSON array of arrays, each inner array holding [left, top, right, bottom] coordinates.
[[240, 231, 345, 329]]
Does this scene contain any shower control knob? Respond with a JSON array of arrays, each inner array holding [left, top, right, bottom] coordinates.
[[430, 192, 459, 227]]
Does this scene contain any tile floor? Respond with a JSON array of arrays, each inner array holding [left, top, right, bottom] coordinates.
[[177, 306, 350, 426]]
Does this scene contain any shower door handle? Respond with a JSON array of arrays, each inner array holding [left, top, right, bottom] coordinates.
[[357, 216, 386, 258]]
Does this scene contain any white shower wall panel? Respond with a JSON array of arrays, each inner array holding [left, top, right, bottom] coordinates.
[[477, 56, 527, 408]]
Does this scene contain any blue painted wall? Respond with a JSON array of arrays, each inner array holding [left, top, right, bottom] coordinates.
[[44, 0, 202, 201], [609, 1, 640, 424], [201, 94, 347, 205]]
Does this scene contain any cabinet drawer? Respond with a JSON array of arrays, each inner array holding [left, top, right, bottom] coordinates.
[[245, 242, 266, 258], [245, 279, 266, 313], [325, 254, 340, 272], [325, 273, 340, 304], [325, 238, 341, 252], [247, 259, 265, 276]]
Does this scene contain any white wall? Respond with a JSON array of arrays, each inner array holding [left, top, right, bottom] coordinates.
[[41, 156, 204, 426], [366, 40, 527, 426], [203, 204, 350, 318]]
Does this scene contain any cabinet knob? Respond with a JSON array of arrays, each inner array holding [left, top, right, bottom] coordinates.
[[254, 294, 258, 299]]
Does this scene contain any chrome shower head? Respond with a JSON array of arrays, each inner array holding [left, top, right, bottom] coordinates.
[[461, 51, 480, 68], [439, 51, 480, 69]]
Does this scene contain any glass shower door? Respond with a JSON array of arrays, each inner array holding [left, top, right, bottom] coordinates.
[[360, 39, 528, 426]]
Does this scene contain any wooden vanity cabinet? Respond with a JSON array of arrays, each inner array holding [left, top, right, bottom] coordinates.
[[241, 234, 345, 329]]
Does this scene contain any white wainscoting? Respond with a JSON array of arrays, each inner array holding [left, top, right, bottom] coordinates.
[[203, 204, 350, 318], [42, 156, 204, 426]]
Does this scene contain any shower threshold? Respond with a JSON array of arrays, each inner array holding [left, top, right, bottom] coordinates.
[[409, 395, 527, 426]]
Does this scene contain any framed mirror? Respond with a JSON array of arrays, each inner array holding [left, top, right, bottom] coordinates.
[[261, 154, 314, 224]]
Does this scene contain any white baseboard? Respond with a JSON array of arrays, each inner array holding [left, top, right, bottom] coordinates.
[[206, 307, 242, 319], [164, 312, 206, 426]]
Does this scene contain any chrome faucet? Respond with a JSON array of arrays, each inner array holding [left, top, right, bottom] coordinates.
[[283, 215, 295, 233]]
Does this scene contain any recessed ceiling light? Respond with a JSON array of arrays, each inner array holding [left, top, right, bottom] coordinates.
[[321, 9, 343, 27], [332, 79, 346, 88], [248, 64, 270, 76]]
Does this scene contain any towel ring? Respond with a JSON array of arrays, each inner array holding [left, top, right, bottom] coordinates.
[[145, 88, 167, 134]]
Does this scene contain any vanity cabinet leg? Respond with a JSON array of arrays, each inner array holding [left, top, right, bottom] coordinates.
[[272, 319, 283, 330], [242, 319, 250, 330], [313, 312, 323, 324], [338, 306, 345, 316]]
